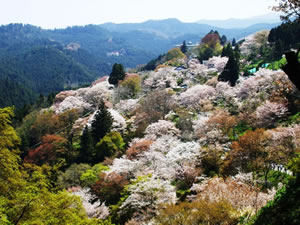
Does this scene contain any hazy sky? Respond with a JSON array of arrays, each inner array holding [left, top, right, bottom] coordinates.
[[0, 0, 278, 29]]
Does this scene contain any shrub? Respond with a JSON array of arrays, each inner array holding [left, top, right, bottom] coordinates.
[[57, 163, 91, 189], [95, 132, 125, 162]]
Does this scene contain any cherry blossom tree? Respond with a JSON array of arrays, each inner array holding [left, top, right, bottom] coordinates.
[[71, 187, 110, 219]]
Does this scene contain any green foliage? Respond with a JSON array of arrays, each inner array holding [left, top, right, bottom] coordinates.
[[288, 152, 300, 175], [96, 132, 125, 161], [0, 45, 108, 108], [229, 121, 253, 141], [80, 163, 109, 187], [197, 44, 214, 62], [201, 148, 223, 177], [57, 163, 91, 189], [109, 63, 126, 85], [261, 170, 291, 189], [267, 57, 287, 70], [176, 77, 184, 86], [166, 48, 185, 61], [155, 199, 239, 225], [119, 75, 141, 99], [250, 176, 300, 225], [0, 107, 21, 194], [142, 54, 167, 71], [268, 20, 300, 60], [0, 107, 97, 224], [0, 78, 36, 108]]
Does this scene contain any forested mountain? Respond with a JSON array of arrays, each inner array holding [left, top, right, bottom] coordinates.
[[1, 2, 300, 222], [100, 18, 280, 40], [0, 19, 280, 108], [0, 44, 110, 107]]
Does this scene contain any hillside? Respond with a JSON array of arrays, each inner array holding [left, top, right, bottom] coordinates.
[[0, 45, 111, 107], [0, 20, 280, 108], [2, 19, 298, 223]]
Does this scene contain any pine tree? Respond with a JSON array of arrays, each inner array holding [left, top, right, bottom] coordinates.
[[91, 101, 113, 145], [108, 63, 126, 85], [218, 53, 239, 86], [181, 40, 187, 54]]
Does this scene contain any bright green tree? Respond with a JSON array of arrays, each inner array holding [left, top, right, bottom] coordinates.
[[95, 131, 125, 162], [0, 107, 100, 224], [119, 75, 141, 99], [166, 48, 186, 61], [80, 163, 109, 187]]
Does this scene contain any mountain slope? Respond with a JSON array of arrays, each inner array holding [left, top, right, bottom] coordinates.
[[0, 45, 110, 107]]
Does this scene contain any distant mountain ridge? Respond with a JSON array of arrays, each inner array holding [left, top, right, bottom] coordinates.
[[196, 13, 281, 29], [99, 17, 280, 39]]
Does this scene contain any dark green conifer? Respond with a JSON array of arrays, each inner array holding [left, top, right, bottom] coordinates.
[[181, 40, 187, 54], [221, 35, 227, 46], [234, 44, 241, 61], [79, 125, 94, 163], [232, 38, 236, 46], [91, 101, 113, 145], [221, 43, 233, 57], [108, 63, 126, 85], [218, 53, 239, 86]]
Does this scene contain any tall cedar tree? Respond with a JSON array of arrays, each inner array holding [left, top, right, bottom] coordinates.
[[108, 63, 126, 85], [218, 44, 239, 86], [91, 101, 113, 145], [232, 38, 236, 46], [79, 125, 94, 163], [181, 40, 187, 54]]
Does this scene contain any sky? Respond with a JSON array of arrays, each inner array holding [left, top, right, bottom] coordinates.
[[0, 0, 278, 29]]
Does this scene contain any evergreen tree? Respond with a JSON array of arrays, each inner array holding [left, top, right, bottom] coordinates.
[[181, 40, 187, 54], [108, 63, 126, 85], [79, 125, 94, 163], [91, 101, 113, 145], [232, 38, 236, 46], [221, 35, 227, 46], [234, 44, 241, 61], [218, 52, 239, 86], [221, 43, 233, 57]]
